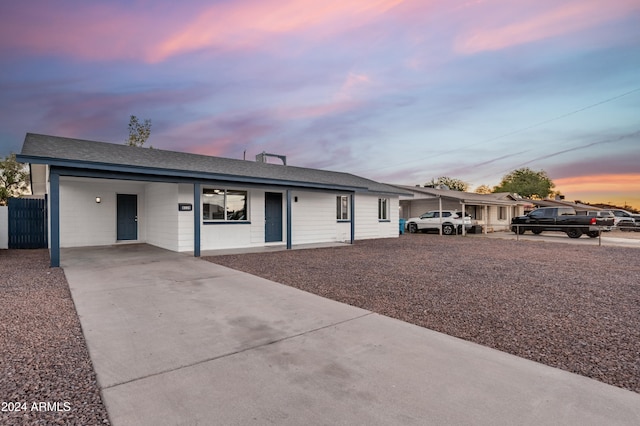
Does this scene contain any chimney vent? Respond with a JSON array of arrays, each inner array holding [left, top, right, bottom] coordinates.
[[256, 151, 287, 165]]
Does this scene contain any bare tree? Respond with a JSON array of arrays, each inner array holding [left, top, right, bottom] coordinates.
[[126, 115, 152, 147]]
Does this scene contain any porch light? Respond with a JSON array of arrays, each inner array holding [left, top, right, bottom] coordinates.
[[95, 197, 101, 203]]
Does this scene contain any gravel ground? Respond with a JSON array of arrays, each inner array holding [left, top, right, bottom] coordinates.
[[0, 249, 110, 425], [206, 234, 640, 394]]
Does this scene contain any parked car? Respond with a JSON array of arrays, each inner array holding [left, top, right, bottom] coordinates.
[[511, 207, 614, 238], [579, 210, 615, 231], [618, 220, 640, 232], [407, 210, 472, 235], [608, 209, 640, 226]]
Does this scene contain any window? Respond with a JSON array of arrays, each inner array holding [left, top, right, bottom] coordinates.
[[378, 198, 389, 220], [336, 195, 350, 220], [498, 206, 507, 220], [202, 189, 247, 221]]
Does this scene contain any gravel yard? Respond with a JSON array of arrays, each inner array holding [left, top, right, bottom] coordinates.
[[0, 249, 110, 425], [206, 234, 640, 394]]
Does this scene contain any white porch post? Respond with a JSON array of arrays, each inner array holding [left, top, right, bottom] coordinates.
[[484, 205, 488, 234], [438, 196, 443, 236], [461, 202, 466, 236]]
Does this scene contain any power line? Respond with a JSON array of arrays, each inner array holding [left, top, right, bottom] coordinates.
[[472, 129, 640, 182], [355, 86, 640, 175]]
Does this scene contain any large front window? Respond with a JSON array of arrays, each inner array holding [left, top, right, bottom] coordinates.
[[203, 189, 247, 221]]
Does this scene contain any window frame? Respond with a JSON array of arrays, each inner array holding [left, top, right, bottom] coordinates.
[[202, 188, 249, 223], [336, 195, 350, 221], [498, 206, 507, 221], [378, 197, 390, 221]]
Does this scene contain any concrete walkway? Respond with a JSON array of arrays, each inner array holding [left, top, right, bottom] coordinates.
[[62, 244, 640, 426]]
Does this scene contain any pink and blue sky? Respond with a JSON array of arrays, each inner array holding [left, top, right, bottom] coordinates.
[[1, 0, 639, 207]]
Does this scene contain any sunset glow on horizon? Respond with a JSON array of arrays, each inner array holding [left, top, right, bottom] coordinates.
[[1, 0, 638, 208]]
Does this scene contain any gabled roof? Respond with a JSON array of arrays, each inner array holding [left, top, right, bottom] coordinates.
[[19, 133, 408, 196], [391, 185, 529, 206]]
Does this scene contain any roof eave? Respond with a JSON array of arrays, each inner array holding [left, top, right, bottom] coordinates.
[[17, 154, 370, 193]]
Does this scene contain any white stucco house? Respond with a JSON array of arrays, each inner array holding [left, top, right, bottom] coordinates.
[[18, 134, 409, 267]]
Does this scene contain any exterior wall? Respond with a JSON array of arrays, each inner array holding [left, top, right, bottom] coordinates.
[[54, 178, 401, 252], [200, 185, 262, 251], [145, 182, 179, 251], [291, 191, 344, 244], [58, 177, 147, 248], [177, 184, 194, 252], [354, 194, 399, 240], [400, 197, 437, 220], [199, 189, 400, 251], [0, 206, 8, 249], [401, 198, 461, 219], [290, 191, 398, 243]]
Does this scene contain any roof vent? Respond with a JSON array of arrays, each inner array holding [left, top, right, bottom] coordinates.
[[256, 151, 286, 165]]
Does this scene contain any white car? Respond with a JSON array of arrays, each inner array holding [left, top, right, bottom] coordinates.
[[407, 210, 472, 235], [609, 209, 639, 226], [583, 210, 615, 231]]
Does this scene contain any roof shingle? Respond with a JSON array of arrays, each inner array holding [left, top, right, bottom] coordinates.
[[20, 133, 406, 195]]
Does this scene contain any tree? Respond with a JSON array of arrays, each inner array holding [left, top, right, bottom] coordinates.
[[424, 176, 469, 191], [474, 184, 492, 194], [0, 153, 30, 205], [126, 115, 152, 147], [493, 167, 555, 199]]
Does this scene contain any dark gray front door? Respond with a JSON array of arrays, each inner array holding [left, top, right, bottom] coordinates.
[[117, 194, 138, 240], [265, 192, 283, 243]]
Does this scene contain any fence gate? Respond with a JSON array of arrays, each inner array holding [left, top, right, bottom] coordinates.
[[8, 198, 48, 249]]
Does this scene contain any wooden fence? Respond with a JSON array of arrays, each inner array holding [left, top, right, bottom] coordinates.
[[8, 198, 48, 249]]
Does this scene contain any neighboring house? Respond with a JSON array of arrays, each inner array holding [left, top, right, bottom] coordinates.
[[18, 133, 409, 267], [392, 185, 529, 233]]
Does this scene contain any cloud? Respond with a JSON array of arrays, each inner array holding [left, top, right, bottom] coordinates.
[[148, 0, 404, 62], [0, 78, 212, 146], [455, 0, 640, 54], [0, 3, 179, 61], [274, 99, 361, 121], [554, 174, 640, 208]]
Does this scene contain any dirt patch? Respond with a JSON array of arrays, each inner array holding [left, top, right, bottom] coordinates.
[[206, 234, 640, 394], [0, 249, 110, 425]]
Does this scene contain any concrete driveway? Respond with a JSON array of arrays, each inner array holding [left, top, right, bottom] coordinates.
[[62, 244, 640, 425]]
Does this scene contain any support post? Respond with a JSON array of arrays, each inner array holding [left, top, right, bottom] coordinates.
[[484, 205, 488, 234], [438, 196, 443, 236], [286, 190, 292, 249], [350, 193, 355, 244], [193, 183, 201, 257], [461, 202, 466, 236], [49, 171, 60, 267]]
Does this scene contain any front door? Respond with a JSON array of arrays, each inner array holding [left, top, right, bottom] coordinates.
[[117, 194, 138, 240], [265, 192, 283, 243]]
